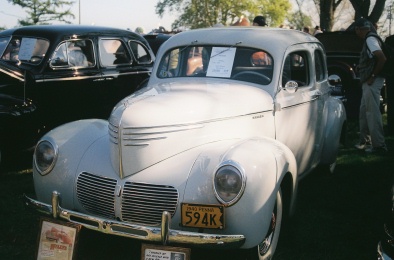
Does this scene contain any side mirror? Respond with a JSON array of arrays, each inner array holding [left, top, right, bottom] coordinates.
[[328, 74, 341, 86], [283, 80, 298, 93]]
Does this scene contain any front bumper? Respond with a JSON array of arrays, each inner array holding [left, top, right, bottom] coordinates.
[[24, 191, 245, 248]]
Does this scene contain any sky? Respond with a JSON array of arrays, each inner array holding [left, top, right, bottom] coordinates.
[[0, 0, 178, 33]]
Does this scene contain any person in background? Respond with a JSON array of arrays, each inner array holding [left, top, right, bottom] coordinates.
[[303, 26, 310, 34], [232, 15, 250, 26], [313, 25, 323, 35], [252, 16, 267, 27], [354, 18, 387, 153]]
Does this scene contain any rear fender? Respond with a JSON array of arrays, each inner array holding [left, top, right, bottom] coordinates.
[[321, 96, 346, 164]]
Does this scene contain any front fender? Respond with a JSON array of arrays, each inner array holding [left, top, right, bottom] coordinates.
[[33, 119, 109, 208], [183, 137, 297, 248]]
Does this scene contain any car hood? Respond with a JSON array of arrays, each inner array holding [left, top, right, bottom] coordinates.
[[108, 80, 274, 178]]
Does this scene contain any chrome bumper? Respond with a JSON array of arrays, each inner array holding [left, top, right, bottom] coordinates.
[[24, 191, 245, 248]]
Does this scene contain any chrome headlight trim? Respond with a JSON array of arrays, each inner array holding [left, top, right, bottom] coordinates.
[[34, 140, 58, 175], [213, 160, 246, 207]]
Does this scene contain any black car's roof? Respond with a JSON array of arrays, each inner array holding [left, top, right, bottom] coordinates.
[[0, 25, 145, 42]]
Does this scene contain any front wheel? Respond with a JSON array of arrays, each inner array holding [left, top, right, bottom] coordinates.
[[248, 188, 283, 260]]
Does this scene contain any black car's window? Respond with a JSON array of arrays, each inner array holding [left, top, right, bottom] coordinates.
[[1, 37, 49, 64], [0, 37, 10, 57], [282, 51, 309, 87], [129, 41, 152, 64], [51, 40, 94, 68], [99, 39, 131, 67], [314, 50, 326, 82], [157, 45, 273, 85]]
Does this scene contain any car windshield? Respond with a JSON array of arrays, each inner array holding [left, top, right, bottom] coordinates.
[[157, 45, 273, 85], [0, 36, 49, 65]]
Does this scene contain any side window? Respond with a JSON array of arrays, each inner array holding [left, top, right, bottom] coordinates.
[[158, 48, 180, 78], [99, 39, 131, 66], [129, 41, 152, 64], [51, 40, 94, 68], [282, 51, 309, 87], [314, 50, 326, 82]]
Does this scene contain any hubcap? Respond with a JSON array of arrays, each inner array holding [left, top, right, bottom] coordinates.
[[259, 212, 276, 255]]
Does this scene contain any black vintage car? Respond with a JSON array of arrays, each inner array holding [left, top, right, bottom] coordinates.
[[316, 30, 388, 119], [143, 33, 173, 55], [315, 31, 364, 118], [0, 25, 154, 165]]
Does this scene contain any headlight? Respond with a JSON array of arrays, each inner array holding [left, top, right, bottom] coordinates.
[[34, 140, 57, 175], [214, 161, 246, 206]]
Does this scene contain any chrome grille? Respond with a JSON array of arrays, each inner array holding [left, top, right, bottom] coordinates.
[[76, 172, 117, 219], [122, 182, 178, 225]]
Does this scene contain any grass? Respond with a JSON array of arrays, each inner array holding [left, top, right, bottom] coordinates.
[[0, 118, 393, 259]]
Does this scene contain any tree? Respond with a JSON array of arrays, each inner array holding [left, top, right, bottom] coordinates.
[[7, 0, 75, 26], [349, 0, 387, 24], [312, 0, 387, 31], [155, 0, 291, 29], [287, 11, 312, 30]]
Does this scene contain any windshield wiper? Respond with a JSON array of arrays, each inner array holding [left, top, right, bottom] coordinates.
[[210, 41, 242, 59]]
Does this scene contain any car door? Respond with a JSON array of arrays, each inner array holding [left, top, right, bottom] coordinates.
[[274, 44, 324, 176], [40, 38, 103, 129], [98, 38, 152, 112]]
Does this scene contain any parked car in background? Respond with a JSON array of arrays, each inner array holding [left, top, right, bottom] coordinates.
[[143, 33, 173, 55], [25, 27, 346, 259], [0, 25, 154, 165], [316, 30, 386, 119]]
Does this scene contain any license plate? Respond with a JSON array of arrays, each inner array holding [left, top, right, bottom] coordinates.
[[141, 244, 190, 260], [181, 203, 224, 229]]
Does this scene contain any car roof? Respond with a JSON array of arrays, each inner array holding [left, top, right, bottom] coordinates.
[[0, 25, 145, 42], [315, 31, 363, 53], [157, 27, 321, 57]]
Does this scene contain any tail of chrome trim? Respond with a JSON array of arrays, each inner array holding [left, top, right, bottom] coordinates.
[[0, 67, 24, 81], [24, 193, 245, 248]]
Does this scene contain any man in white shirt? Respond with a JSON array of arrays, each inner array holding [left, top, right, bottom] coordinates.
[[354, 18, 387, 153]]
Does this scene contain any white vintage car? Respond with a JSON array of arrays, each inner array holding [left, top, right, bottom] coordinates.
[[25, 27, 346, 259]]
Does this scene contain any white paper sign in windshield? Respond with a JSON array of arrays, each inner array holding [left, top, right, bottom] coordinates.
[[18, 38, 37, 61], [206, 47, 236, 78]]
